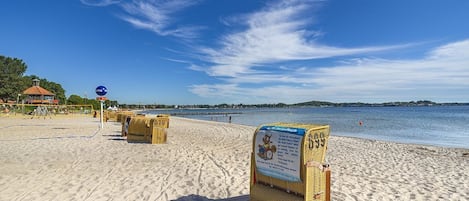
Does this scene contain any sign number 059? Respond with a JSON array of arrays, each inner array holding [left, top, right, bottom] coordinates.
[[308, 132, 326, 150]]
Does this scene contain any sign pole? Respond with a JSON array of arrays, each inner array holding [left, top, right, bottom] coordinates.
[[100, 100, 104, 128], [95, 85, 108, 129]]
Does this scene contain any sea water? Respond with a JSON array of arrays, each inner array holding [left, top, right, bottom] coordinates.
[[143, 106, 469, 149]]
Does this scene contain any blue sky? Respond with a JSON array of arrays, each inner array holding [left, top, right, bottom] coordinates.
[[1, 0, 469, 105]]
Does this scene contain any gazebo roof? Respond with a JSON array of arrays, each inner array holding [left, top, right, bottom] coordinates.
[[23, 86, 55, 96]]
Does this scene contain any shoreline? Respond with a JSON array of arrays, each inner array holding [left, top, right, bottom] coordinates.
[[1, 116, 468, 200], [175, 116, 469, 150], [138, 106, 469, 150], [331, 132, 469, 152]]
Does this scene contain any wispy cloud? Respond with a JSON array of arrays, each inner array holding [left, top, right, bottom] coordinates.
[[81, 0, 203, 39], [81, 0, 469, 103], [189, 0, 442, 103], [119, 0, 203, 39], [195, 0, 407, 78], [190, 39, 469, 103], [80, 0, 120, 7]]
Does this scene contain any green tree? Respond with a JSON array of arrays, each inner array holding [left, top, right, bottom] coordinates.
[[86, 98, 100, 111], [0, 56, 28, 103], [67, 94, 84, 105], [67, 95, 118, 111], [107, 100, 119, 107], [39, 78, 66, 104]]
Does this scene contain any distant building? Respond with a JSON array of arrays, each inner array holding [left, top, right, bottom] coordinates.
[[23, 79, 58, 104]]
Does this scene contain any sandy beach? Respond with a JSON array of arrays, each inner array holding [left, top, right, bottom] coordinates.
[[0, 115, 468, 201]]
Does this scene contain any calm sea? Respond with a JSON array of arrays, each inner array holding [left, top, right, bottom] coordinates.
[[142, 106, 469, 149]]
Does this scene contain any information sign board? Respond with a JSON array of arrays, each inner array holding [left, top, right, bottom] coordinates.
[[255, 126, 305, 182]]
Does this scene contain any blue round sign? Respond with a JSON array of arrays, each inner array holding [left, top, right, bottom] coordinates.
[[95, 86, 107, 96]]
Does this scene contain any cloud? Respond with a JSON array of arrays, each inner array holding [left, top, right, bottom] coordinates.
[[80, 0, 120, 7], [195, 0, 407, 78], [317, 40, 469, 89], [189, 0, 442, 103], [81, 0, 469, 103], [190, 39, 469, 103], [119, 0, 203, 39], [81, 0, 203, 39]]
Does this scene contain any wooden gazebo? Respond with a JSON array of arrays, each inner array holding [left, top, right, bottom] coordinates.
[[23, 79, 57, 104]]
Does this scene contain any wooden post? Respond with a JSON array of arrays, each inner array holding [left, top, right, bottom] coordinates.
[[325, 169, 331, 201]]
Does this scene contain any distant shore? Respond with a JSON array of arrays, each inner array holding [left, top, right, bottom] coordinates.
[[119, 100, 469, 111], [0, 116, 468, 200]]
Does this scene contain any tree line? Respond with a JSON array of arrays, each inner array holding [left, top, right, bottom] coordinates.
[[0, 55, 118, 110]]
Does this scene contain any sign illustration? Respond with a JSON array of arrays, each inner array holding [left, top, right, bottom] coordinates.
[[258, 134, 277, 160]]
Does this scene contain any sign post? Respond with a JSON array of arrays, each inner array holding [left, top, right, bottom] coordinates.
[[95, 86, 108, 129]]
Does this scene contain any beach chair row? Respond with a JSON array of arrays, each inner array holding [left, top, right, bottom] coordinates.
[[102, 111, 170, 144], [101, 110, 135, 122], [120, 113, 169, 144]]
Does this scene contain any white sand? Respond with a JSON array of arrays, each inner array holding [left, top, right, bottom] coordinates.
[[0, 115, 468, 201]]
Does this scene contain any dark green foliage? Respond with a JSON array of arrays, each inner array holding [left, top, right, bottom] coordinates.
[[0, 56, 28, 102], [66, 95, 119, 111], [67, 94, 84, 105]]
